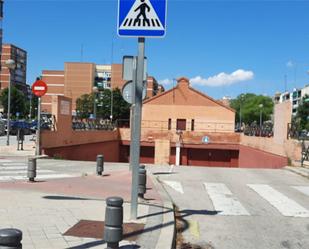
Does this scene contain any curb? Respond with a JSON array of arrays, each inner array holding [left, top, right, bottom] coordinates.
[[285, 166, 309, 179], [149, 173, 175, 249]]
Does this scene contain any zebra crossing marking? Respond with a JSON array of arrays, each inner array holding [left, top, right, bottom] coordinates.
[[0, 174, 73, 181], [292, 186, 309, 197], [204, 183, 250, 216], [247, 184, 309, 217], [163, 180, 184, 194], [0, 170, 54, 174], [1, 163, 27, 166], [0, 166, 30, 170], [0, 161, 75, 182]]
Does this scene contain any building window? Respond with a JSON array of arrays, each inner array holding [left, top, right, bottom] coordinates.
[[168, 119, 171, 130], [191, 119, 195, 131], [176, 119, 186, 131]]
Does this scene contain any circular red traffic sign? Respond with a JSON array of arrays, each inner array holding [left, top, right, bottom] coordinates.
[[32, 80, 48, 97]]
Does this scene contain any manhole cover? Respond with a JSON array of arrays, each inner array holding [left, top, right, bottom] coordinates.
[[63, 220, 145, 241]]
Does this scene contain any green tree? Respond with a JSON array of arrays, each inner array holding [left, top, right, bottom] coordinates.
[[76, 88, 130, 120], [0, 86, 28, 119], [295, 94, 309, 131], [76, 94, 94, 119], [230, 93, 274, 125]]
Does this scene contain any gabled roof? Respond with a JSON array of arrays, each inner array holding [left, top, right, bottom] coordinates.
[[143, 77, 235, 112]]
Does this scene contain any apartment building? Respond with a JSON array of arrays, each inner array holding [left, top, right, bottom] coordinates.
[[0, 1, 3, 73], [274, 84, 309, 116], [0, 44, 27, 94], [41, 62, 162, 113]]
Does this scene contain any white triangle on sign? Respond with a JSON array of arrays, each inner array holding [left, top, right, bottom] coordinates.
[[120, 0, 164, 30]]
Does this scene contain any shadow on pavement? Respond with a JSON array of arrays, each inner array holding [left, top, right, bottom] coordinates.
[[180, 209, 221, 216], [66, 240, 105, 249], [43, 195, 93, 201], [152, 172, 178, 175]]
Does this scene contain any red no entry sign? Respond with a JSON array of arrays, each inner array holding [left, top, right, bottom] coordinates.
[[32, 80, 48, 97]]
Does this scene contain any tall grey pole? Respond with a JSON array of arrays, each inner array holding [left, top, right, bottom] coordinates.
[[29, 95, 32, 120], [259, 109, 262, 129], [239, 105, 241, 131], [110, 89, 113, 120], [130, 38, 145, 220], [36, 97, 41, 156], [129, 56, 137, 171], [6, 73, 11, 146], [93, 94, 97, 119]]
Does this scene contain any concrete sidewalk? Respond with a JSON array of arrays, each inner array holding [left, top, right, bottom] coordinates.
[[285, 165, 309, 179], [0, 163, 175, 249], [0, 134, 35, 157]]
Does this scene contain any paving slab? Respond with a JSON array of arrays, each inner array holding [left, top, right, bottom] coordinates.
[[0, 163, 175, 249]]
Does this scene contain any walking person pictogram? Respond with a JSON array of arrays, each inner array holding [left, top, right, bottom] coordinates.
[[134, 0, 150, 26]]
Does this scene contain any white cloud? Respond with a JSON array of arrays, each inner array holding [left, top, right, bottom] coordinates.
[[158, 78, 173, 85], [286, 60, 294, 68], [190, 69, 254, 87]]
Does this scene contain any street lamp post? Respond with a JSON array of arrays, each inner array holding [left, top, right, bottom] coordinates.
[[5, 59, 16, 146], [239, 94, 244, 131], [259, 104, 263, 131], [92, 86, 98, 119]]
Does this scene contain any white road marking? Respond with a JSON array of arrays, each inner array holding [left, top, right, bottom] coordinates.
[[163, 180, 184, 194], [0, 170, 54, 174], [2, 163, 27, 166], [0, 174, 74, 181], [0, 160, 12, 163], [204, 183, 250, 216], [248, 184, 309, 217], [292, 186, 309, 197], [0, 166, 33, 170]]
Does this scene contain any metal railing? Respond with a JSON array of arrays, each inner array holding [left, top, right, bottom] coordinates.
[[287, 123, 309, 140], [72, 119, 115, 131], [243, 125, 273, 137], [115, 119, 234, 132]]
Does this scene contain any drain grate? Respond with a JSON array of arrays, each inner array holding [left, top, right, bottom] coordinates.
[[63, 220, 145, 241]]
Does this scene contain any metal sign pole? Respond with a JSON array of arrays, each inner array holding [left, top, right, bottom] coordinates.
[[129, 56, 137, 172], [36, 97, 41, 156], [130, 37, 145, 220]]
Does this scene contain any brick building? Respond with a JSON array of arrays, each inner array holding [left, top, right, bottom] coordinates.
[[0, 44, 28, 94], [41, 78, 290, 168], [119, 77, 238, 166], [41, 62, 162, 113]]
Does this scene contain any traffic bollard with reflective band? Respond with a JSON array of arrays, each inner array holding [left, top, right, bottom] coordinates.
[[27, 158, 36, 182], [138, 168, 147, 198], [0, 228, 22, 249], [96, 155, 104, 175], [104, 197, 123, 249]]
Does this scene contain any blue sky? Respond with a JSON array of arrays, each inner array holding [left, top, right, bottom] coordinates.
[[3, 0, 309, 99]]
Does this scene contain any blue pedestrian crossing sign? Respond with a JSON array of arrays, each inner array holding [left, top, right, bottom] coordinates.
[[118, 0, 167, 37]]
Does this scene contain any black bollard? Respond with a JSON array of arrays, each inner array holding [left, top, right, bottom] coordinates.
[[138, 168, 147, 198], [104, 197, 123, 249], [27, 157, 37, 182], [0, 228, 22, 249], [96, 155, 104, 175]]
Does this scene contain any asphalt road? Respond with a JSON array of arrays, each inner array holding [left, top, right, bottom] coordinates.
[[149, 166, 309, 249]]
